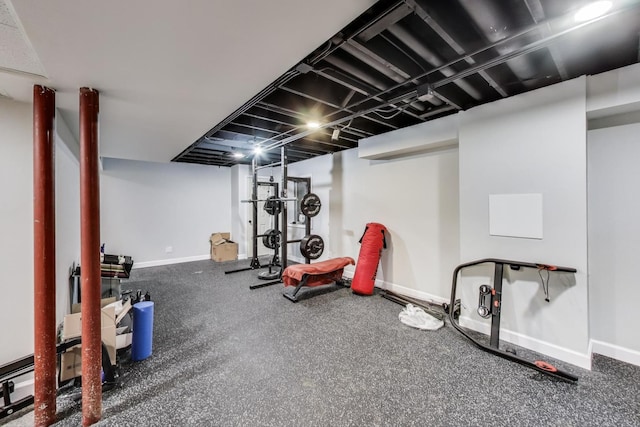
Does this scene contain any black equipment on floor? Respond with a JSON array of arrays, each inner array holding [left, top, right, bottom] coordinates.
[[449, 258, 578, 382], [225, 180, 282, 275], [281, 257, 354, 302], [380, 290, 454, 321], [71, 253, 134, 302], [0, 339, 116, 420], [256, 236, 282, 283], [238, 149, 328, 290]]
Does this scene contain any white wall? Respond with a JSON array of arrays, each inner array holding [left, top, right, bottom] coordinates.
[[286, 155, 332, 263], [230, 164, 250, 258], [0, 98, 34, 364], [458, 77, 590, 368], [287, 146, 460, 302], [588, 123, 640, 366], [54, 116, 81, 320], [0, 99, 82, 367], [100, 158, 231, 267], [587, 62, 640, 118]]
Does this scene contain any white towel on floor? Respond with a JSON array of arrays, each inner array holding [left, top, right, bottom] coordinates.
[[399, 303, 444, 331]]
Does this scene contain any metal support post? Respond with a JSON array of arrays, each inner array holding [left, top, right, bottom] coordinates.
[[33, 85, 57, 427], [489, 262, 504, 348], [280, 147, 288, 271], [250, 156, 259, 268], [79, 87, 102, 426]]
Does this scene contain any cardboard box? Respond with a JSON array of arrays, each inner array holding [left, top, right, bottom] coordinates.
[[71, 296, 116, 314], [59, 346, 82, 383], [116, 332, 132, 349], [60, 298, 118, 382], [210, 232, 230, 245], [210, 232, 238, 262]]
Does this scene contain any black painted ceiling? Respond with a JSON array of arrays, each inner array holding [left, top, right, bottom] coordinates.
[[173, 0, 640, 167]]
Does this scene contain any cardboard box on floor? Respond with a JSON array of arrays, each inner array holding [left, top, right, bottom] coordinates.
[[210, 232, 238, 262], [60, 297, 118, 382]]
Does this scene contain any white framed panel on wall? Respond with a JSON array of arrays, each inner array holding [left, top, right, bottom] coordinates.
[[489, 193, 543, 239]]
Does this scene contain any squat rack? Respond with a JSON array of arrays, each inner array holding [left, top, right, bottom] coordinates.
[[226, 147, 324, 289]]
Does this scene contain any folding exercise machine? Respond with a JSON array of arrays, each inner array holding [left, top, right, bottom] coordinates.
[[449, 258, 578, 382]]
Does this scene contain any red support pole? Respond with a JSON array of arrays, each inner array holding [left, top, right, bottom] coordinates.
[[79, 87, 101, 426], [33, 85, 57, 427]]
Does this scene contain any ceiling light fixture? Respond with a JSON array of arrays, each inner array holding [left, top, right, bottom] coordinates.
[[306, 121, 321, 129], [253, 146, 263, 155], [574, 1, 613, 22], [232, 152, 245, 159]]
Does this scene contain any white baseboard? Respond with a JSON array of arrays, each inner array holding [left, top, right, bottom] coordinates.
[[370, 277, 592, 370], [590, 339, 640, 367], [339, 273, 450, 305], [459, 316, 592, 369], [374, 280, 449, 306], [133, 254, 210, 269]]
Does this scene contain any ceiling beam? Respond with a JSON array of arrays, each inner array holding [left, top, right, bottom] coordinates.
[[357, 2, 413, 41], [404, 0, 509, 97]]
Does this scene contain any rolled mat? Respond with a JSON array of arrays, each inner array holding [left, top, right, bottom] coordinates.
[[131, 301, 154, 361]]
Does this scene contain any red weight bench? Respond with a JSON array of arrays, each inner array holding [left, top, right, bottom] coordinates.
[[282, 257, 355, 302]]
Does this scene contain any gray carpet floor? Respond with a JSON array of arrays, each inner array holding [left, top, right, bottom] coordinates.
[[4, 259, 640, 426]]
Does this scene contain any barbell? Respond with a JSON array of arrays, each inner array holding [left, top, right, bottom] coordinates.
[[260, 230, 324, 260], [240, 197, 297, 203], [243, 193, 322, 218]]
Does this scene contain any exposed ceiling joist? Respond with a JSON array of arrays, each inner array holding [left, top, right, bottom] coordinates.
[[173, 0, 640, 167]]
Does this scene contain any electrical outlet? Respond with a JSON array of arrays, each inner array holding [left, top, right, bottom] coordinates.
[[165, 246, 173, 253]]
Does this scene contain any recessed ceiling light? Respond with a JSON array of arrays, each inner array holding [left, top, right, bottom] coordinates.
[[232, 152, 245, 159], [306, 121, 321, 129], [574, 1, 613, 22]]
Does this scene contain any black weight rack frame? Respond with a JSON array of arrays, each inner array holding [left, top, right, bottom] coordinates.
[[224, 180, 280, 275], [250, 149, 315, 289]]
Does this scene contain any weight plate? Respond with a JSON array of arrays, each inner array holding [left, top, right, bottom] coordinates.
[[263, 196, 282, 216], [300, 193, 321, 218], [300, 234, 324, 260], [262, 229, 281, 250]]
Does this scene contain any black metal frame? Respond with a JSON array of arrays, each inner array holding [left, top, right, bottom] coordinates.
[[380, 290, 449, 321], [250, 149, 322, 290], [1, 355, 35, 419], [227, 147, 325, 291], [449, 258, 578, 382], [0, 338, 116, 420], [225, 179, 280, 275], [250, 149, 289, 289], [283, 273, 349, 303], [173, 2, 640, 168], [284, 176, 314, 265]]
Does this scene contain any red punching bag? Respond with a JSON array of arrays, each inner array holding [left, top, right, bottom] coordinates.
[[351, 223, 387, 295]]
